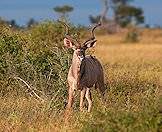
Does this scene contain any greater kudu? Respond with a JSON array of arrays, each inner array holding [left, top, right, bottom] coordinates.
[[61, 22, 105, 112]]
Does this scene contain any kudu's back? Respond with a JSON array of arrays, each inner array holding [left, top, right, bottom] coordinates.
[[80, 55, 105, 94]]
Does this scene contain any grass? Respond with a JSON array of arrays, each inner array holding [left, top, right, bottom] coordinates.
[[1, 27, 162, 131]]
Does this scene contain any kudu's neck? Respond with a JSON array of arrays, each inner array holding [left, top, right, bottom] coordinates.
[[71, 51, 81, 79]]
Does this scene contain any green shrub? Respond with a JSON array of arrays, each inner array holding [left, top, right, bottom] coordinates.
[[125, 31, 139, 43], [0, 21, 84, 109]]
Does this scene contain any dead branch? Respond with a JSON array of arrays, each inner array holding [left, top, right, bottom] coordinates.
[[14, 77, 45, 102]]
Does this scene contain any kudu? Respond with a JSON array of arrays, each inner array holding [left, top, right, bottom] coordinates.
[[61, 22, 105, 112]]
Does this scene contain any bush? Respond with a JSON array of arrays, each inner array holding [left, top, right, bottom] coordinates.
[[125, 26, 139, 43], [0, 21, 84, 111], [125, 31, 139, 43]]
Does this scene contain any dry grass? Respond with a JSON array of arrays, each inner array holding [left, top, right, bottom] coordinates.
[[95, 34, 162, 90], [97, 28, 162, 45], [96, 43, 162, 62]]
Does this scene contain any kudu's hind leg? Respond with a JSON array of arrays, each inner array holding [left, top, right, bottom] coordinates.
[[80, 88, 86, 111], [85, 88, 92, 112]]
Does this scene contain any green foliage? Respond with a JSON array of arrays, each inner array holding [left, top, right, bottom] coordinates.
[[125, 27, 139, 43], [115, 5, 144, 27], [0, 21, 83, 105], [112, 0, 133, 5], [89, 15, 107, 24], [53, 5, 74, 21], [125, 31, 139, 43], [90, 0, 144, 28], [53, 5, 73, 14], [0, 17, 20, 28], [27, 18, 38, 28], [80, 110, 161, 132]]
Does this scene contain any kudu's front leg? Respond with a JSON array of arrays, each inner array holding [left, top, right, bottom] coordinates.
[[67, 87, 75, 110], [66, 78, 77, 110], [80, 88, 86, 111], [85, 88, 92, 112]]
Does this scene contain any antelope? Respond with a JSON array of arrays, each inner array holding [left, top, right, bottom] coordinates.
[[61, 22, 105, 112]]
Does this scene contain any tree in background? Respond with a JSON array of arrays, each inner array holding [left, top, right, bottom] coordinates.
[[113, 0, 144, 27], [10, 20, 17, 27], [0, 17, 19, 28], [53, 5, 74, 21], [89, 0, 109, 24], [89, 0, 144, 28], [27, 18, 38, 28]]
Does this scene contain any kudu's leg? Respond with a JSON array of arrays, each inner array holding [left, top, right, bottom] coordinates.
[[67, 87, 75, 110], [80, 88, 86, 111], [85, 88, 92, 112]]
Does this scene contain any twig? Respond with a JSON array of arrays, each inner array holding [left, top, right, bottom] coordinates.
[[14, 77, 45, 102], [47, 69, 53, 85]]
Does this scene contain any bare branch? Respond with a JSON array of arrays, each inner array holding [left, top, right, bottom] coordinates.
[[100, 0, 109, 23], [47, 69, 53, 85], [14, 77, 45, 102]]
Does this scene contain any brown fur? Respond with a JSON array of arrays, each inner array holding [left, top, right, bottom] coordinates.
[[80, 55, 105, 94]]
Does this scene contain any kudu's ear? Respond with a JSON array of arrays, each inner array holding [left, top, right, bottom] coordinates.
[[64, 38, 74, 49], [83, 40, 97, 49]]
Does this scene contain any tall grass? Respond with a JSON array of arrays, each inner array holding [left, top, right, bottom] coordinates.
[[0, 22, 162, 131]]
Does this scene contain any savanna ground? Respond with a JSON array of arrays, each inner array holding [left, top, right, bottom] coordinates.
[[0, 22, 162, 131]]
